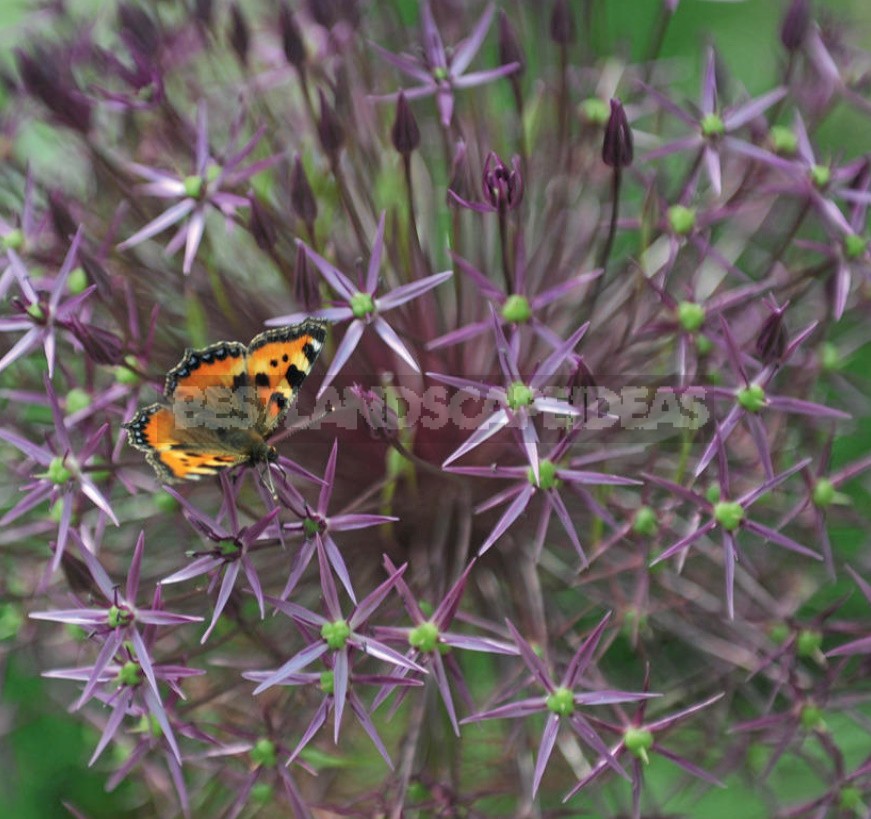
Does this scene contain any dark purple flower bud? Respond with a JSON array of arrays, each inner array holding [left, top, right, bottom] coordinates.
[[293, 242, 320, 311], [756, 299, 789, 363], [16, 46, 92, 133], [482, 152, 523, 211], [248, 194, 277, 252], [118, 3, 160, 60], [290, 155, 318, 228], [391, 92, 420, 157], [66, 317, 125, 366], [549, 0, 576, 45], [602, 98, 634, 168], [568, 356, 598, 421], [228, 2, 249, 66], [48, 190, 77, 242], [335, 0, 362, 30], [498, 10, 525, 75], [781, 0, 811, 52], [307, 0, 340, 29], [279, 2, 306, 68], [194, 0, 214, 29], [316, 88, 345, 157]]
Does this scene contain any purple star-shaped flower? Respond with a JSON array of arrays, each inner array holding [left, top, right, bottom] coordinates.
[[369, 1, 520, 127], [268, 212, 452, 397]]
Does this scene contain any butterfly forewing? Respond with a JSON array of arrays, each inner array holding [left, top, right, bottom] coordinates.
[[246, 320, 327, 434]]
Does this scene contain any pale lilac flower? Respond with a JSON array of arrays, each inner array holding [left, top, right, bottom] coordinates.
[[430, 309, 588, 481], [280, 440, 397, 603], [448, 434, 639, 562], [159, 485, 282, 644], [370, 1, 520, 127], [117, 102, 282, 274], [373, 556, 518, 735], [0, 376, 118, 573], [643, 47, 786, 196], [0, 226, 94, 377], [462, 614, 656, 798], [269, 212, 452, 396], [31, 530, 202, 713]]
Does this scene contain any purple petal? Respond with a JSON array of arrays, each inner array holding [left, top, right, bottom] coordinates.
[[333, 649, 349, 743], [117, 199, 196, 250], [724, 87, 787, 130], [201, 560, 241, 643], [532, 714, 560, 796], [348, 693, 394, 768], [88, 691, 131, 766], [372, 316, 420, 371], [442, 408, 510, 468], [317, 319, 365, 397], [0, 328, 41, 375], [322, 534, 356, 604], [376, 269, 453, 311], [182, 208, 206, 275], [288, 698, 330, 763], [300, 241, 357, 299], [252, 641, 330, 694], [368, 42, 432, 84], [450, 2, 495, 75], [478, 483, 535, 556], [743, 520, 821, 560], [652, 519, 718, 565], [126, 530, 145, 602], [766, 395, 849, 419], [504, 619, 553, 691], [452, 64, 521, 89], [365, 212, 386, 294], [701, 47, 717, 115], [431, 650, 460, 735], [350, 562, 407, 628]]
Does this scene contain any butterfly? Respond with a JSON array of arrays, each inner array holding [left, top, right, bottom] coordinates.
[[124, 320, 327, 483]]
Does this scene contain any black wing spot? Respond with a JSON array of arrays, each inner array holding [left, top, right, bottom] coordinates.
[[271, 392, 288, 410], [302, 343, 316, 362], [282, 354, 289, 362], [286, 364, 306, 389], [232, 372, 248, 390], [270, 359, 278, 368], [254, 372, 270, 388]]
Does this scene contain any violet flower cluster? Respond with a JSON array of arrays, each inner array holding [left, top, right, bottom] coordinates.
[[3, 1, 871, 816]]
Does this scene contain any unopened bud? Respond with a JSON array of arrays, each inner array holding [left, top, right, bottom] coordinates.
[[316, 89, 345, 157], [228, 3, 249, 66], [482, 152, 523, 211], [549, 0, 576, 45], [290, 155, 318, 228], [602, 98, 634, 168], [781, 0, 811, 52], [391, 92, 420, 156], [280, 3, 306, 68]]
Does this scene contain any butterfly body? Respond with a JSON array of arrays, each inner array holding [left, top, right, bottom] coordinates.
[[124, 320, 327, 482]]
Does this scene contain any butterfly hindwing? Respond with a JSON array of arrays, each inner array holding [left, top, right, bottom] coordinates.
[[246, 320, 327, 433], [124, 404, 250, 482]]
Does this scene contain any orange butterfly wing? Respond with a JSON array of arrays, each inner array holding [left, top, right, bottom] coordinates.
[[124, 403, 249, 481], [246, 320, 327, 434]]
